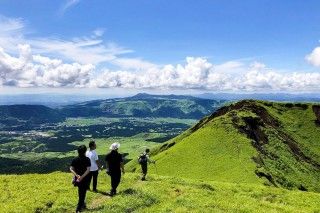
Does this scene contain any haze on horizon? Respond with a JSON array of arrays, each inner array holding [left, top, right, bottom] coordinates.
[[0, 0, 320, 95]]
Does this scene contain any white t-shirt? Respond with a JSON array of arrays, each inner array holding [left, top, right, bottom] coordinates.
[[86, 150, 99, 171]]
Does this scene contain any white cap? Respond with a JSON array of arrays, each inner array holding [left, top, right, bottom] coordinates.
[[110, 142, 120, 150]]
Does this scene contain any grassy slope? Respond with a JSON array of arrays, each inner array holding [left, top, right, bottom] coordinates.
[[127, 100, 320, 191], [1, 172, 320, 213], [126, 105, 263, 184], [134, 117, 262, 184], [264, 102, 320, 163], [252, 102, 320, 191]]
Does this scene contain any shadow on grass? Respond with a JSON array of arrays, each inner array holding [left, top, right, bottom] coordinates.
[[94, 189, 111, 196]]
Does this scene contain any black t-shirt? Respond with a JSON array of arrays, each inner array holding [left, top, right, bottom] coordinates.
[[105, 150, 123, 173], [71, 156, 91, 176]]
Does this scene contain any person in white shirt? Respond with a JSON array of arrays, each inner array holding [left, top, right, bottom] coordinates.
[[85, 140, 100, 192]]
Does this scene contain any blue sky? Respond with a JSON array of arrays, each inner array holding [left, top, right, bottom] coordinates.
[[0, 0, 320, 93]]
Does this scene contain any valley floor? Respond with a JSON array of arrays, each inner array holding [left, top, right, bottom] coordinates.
[[0, 172, 319, 212]]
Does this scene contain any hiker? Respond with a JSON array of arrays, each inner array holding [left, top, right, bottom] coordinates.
[[86, 140, 100, 192], [70, 145, 91, 213], [105, 142, 125, 196], [138, 148, 155, 181]]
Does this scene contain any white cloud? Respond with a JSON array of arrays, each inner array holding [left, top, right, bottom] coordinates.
[[90, 70, 137, 88], [306, 46, 320, 67], [0, 16, 24, 33], [93, 28, 105, 38], [0, 16, 25, 53], [59, 0, 81, 15], [1, 45, 320, 92], [111, 58, 158, 71], [214, 60, 244, 74], [0, 15, 132, 65], [29, 37, 131, 64], [0, 44, 94, 87], [1, 15, 320, 92], [91, 57, 320, 92]]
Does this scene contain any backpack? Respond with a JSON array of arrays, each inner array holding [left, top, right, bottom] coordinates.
[[138, 154, 148, 164]]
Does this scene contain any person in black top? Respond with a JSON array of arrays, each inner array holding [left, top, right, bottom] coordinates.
[[138, 148, 155, 181], [105, 142, 125, 196], [70, 145, 91, 213]]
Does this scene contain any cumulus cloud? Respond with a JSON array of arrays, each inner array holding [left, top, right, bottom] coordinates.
[[0, 44, 94, 87], [1, 44, 320, 91], [91, 57, 320, 92], [306, 46, 320, 67], [1, 14, 320, 92]]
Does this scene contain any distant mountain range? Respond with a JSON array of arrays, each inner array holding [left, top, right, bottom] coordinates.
[[196, 93, 320, 102], [0, 105, 65, 129], [1, 93, 319, 107], [0, 94, 111, 107], [0, 94, 225, 129], [59, 93, 225, 119], [3, 92, 320, 131]]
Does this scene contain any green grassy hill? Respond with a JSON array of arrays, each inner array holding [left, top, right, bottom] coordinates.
[[1, 172, 320, 213], [127, 100, 320, 192], [2, 100, 320, 212]]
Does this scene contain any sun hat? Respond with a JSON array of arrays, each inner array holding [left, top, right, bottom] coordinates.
[[110, 142, 120, 150]]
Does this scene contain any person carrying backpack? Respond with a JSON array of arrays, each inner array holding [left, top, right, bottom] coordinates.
[[70, 145, 91, 213], [138, 148, 155, 181]]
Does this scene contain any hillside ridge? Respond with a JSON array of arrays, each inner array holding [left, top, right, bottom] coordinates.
[[129, 100, 320, 192]]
